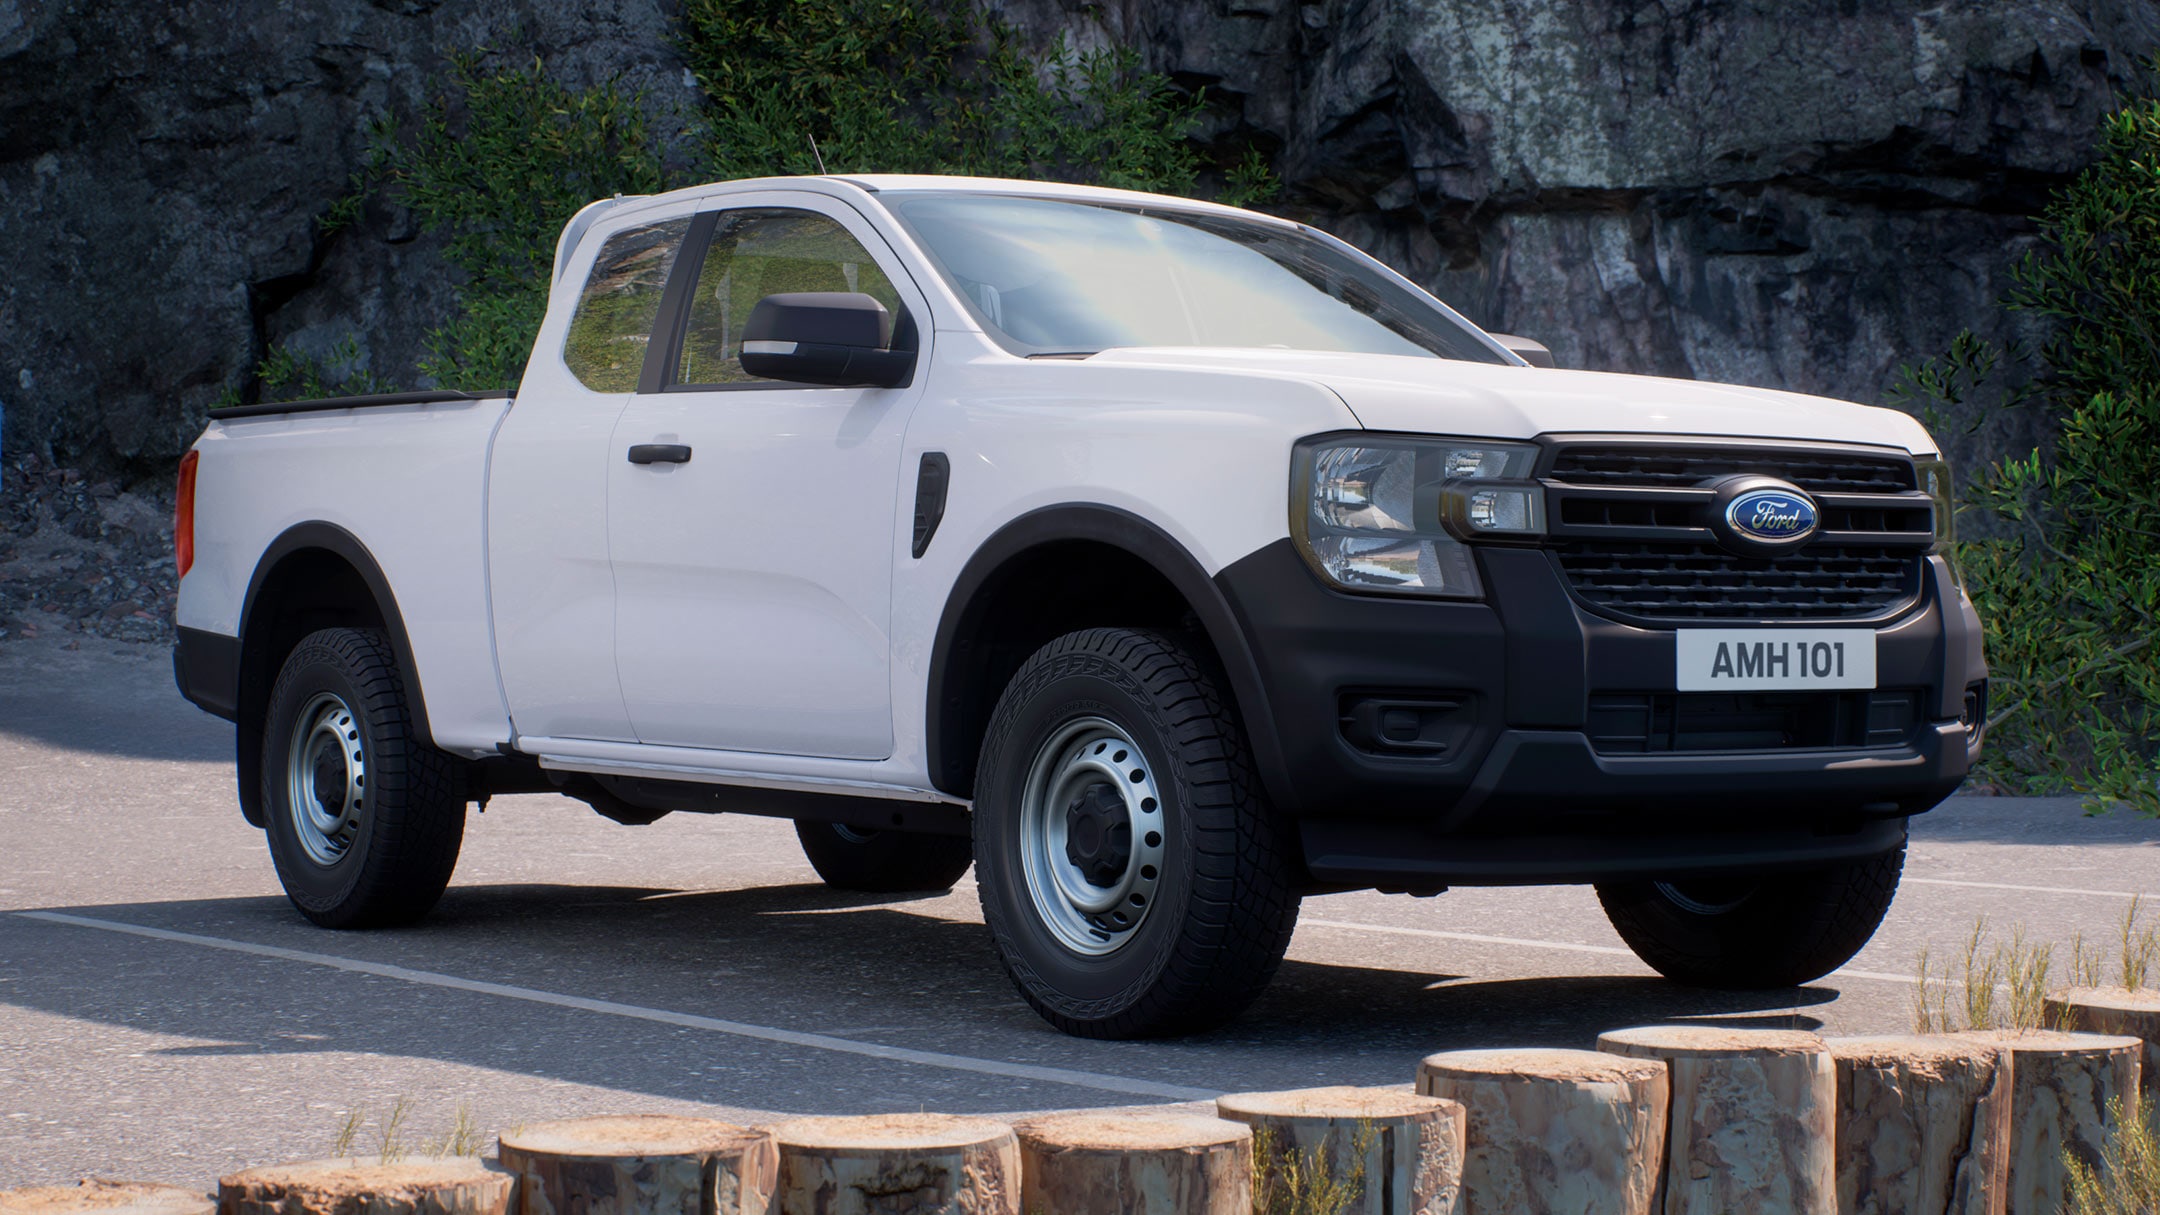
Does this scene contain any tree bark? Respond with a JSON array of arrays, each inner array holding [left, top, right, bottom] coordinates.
[[1416, 1047, 1668, 1215], [1826, 1035, 2010, 1215], [1216, 1084, 1464, 1215], [767, 1113, 1019, 1215], [1597, 1026, 1835, 1215], [0, 1182, 214, 1215], [496, 1114, 776, 1215], [1950, 1029, 2143, 1215], [1012, 1112, 1250, 1215], [2045, 988, 2160, 1081], [218, 1159, 513, 1215]]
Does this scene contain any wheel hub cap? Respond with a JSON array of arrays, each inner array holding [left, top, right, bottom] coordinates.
[[286, 692, 366, 867], [1018, 717, 1167, 956]]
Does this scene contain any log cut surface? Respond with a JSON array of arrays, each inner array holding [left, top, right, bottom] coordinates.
[[1598, 1025, 1835, 1215], [2047, 987, 2160, 1077], [1951, 1029, 2143, 1215], [217, 1158, 513, 1215], [497, 1114, 775, 1215], [1218, 1085, 1464, 1215], [768, 1113, 1018, 1215], [1417, 1047, 1667, 1215], [0, 1182, 213, 1215], [1826, 1035, 2009, 1215], [1013, 1114, 1249, 1215]]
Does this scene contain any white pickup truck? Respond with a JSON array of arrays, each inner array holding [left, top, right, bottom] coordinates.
[[174, 174, 1986, 1038]]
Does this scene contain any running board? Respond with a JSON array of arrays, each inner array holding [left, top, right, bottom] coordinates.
[[581, 773, 972, 837]]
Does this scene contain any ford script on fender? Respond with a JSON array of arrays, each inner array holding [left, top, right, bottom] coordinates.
[[1676, 628, 1878, 691]]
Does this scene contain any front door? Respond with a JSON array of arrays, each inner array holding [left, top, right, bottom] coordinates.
[[606, 195, 928, 760]]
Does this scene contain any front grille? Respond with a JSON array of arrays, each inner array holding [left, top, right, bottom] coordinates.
[[1587, 689, 1921, 754], [1544, 440, 1929, 622], [1556, 541, 1919, 620], [1549, 446, 1915, 493]]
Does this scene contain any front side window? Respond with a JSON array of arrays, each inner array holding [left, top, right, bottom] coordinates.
[[676, 208, 904, 387], [561, 217, 692, 392], [885, 193, 1505, 363]]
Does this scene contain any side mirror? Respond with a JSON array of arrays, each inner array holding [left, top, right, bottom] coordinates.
[[739, 292, 914, 388], [1490, 334, 1556, 369]]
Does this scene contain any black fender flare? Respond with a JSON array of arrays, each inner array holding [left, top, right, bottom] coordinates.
[[924, 504, 1291, 809]]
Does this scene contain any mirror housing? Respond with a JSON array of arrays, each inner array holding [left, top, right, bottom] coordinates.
[[739, 292, 914, 388], [1490, 333, 1556, 369]]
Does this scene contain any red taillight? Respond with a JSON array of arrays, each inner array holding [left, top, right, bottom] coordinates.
[[174, 449, 199, 579]]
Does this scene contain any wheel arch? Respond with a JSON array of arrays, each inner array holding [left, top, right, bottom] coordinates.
[[925, 505, 1288, 806], [234, 522, 432, 827]]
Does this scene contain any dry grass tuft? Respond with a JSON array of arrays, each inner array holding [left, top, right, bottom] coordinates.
[[1251, 1121, 1378, 1215], [2065, 1096, 2160, 1215]]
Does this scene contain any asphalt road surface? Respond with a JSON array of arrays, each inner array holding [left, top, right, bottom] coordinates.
[[4, 635, 2158, 1190]]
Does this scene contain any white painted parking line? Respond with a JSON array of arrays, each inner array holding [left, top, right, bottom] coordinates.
[[1907, 877, 2155, 900], [1298, 918, 1921, 986], [13, 911, 1216, 1102]]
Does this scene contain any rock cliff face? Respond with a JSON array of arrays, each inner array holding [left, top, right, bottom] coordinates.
[[2, 0, 2155, 475]]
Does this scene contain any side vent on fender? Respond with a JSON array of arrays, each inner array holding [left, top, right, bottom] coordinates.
[[912, 451, 951, 559]]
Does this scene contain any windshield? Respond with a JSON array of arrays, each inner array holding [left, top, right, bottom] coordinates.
[[885, 193, 1508, 363]]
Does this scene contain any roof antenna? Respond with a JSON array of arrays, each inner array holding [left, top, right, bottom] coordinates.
[[808, 134, 829, 176]]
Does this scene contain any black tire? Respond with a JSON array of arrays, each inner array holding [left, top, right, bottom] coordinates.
[[794, 820, 974, 893], [261, 627, 464, 929], [1596, 848, 1905, 988], [973, 627, 1301, 1039]]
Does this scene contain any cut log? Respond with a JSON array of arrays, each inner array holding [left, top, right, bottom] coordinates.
[[2045, 987, 2160, 1079], [1012, 1112, 1251, 1215], [218, 1158, 513, 1215], [1826, 1035, 2010, 1215], [497, 1114, 776, 1215], [768, 1113, 1019, 1215], [1949, 1029, 2144, 1215], [0, 1182, 213, 1215], [1598, 1025, 1835, 1215], [1216, 1085, 1464, 1215], [1416, 1047, 1667, 1215]]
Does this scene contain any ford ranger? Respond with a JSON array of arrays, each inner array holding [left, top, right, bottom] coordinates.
[[173, 174, 1986, 1038]]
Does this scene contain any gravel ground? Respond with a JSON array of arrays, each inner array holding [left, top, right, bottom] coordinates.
[[0, 452, 177, 646]]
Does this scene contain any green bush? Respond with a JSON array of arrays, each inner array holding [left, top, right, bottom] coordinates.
[[1900, 82, 2160, 812]]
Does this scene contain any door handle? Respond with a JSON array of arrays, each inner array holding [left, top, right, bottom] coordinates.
[[627, 444, 692, 465]]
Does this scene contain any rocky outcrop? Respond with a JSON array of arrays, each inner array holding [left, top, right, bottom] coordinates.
[[2, 0, 2155, 474]]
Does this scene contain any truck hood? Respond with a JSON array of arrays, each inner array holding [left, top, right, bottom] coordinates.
[[1083, 348, 1938, 455]]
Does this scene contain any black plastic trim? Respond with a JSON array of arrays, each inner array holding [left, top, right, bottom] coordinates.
[[911, 452, 950, 559], [207, 390, 509, 421], [638, 211, 720, 395], [173, 626, 241, 721], [924, 504, 1287, 805], [595, 775, 970, 836]]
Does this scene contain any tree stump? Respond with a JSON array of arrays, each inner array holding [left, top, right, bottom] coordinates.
[[1216, 1085, 1464, 1215], [497, 1114, 776, 1215], [1416, 1047, 1668, 1215], [0, 1182, 213, 1215], [218, 1159, 513, 1215], [1012, 1112, 1251, 1215], [2045, 987, 2160, 1079], [1826, 1035, 2011, 1215], [1597, 1026, 1835, 1215], [1949, 1029, 2144, 1215], [767, 1113, 1019, 1215]]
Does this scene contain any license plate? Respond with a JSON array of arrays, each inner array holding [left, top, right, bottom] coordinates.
[[1676, 629, 1876, 691]]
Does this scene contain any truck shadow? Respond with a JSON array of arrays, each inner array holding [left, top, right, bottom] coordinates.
[[5, 878, 1835, 1117]]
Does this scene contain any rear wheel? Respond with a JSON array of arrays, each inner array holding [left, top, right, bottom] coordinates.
[[1596, 847, 1905, 988], [794, 821, 973, 893], [973, 628, 1300, 1039], [261, 627, 464, 928]]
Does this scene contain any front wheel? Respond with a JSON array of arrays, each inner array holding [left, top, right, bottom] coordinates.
[[261, 627, 465, 929], [1596, 847, 1905, 988], [973, 628, 1301, 1039]]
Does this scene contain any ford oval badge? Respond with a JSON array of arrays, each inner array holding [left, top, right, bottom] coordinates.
[[1724, 485, 1819, 547]]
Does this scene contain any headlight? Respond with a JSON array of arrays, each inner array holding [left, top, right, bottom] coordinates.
[[1292, 434, 1541, 597], [1917, 455, 1960, 584]]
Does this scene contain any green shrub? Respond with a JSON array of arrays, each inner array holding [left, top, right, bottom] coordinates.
[[1900, 80, 2160, 813], [2065, 1096, 2160, 1215]]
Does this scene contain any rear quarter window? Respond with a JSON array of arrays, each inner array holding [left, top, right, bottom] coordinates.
[[561, 218, 692, 392]]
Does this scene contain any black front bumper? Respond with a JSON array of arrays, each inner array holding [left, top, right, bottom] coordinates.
[[1212, 540, 1985, 889]]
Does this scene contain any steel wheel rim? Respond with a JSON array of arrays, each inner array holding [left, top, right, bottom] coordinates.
[[286, 691, 366, 867], [1018, 715, 1167, 956]]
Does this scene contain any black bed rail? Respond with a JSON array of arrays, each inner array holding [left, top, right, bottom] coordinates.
[[206, 388, 512, 421]]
